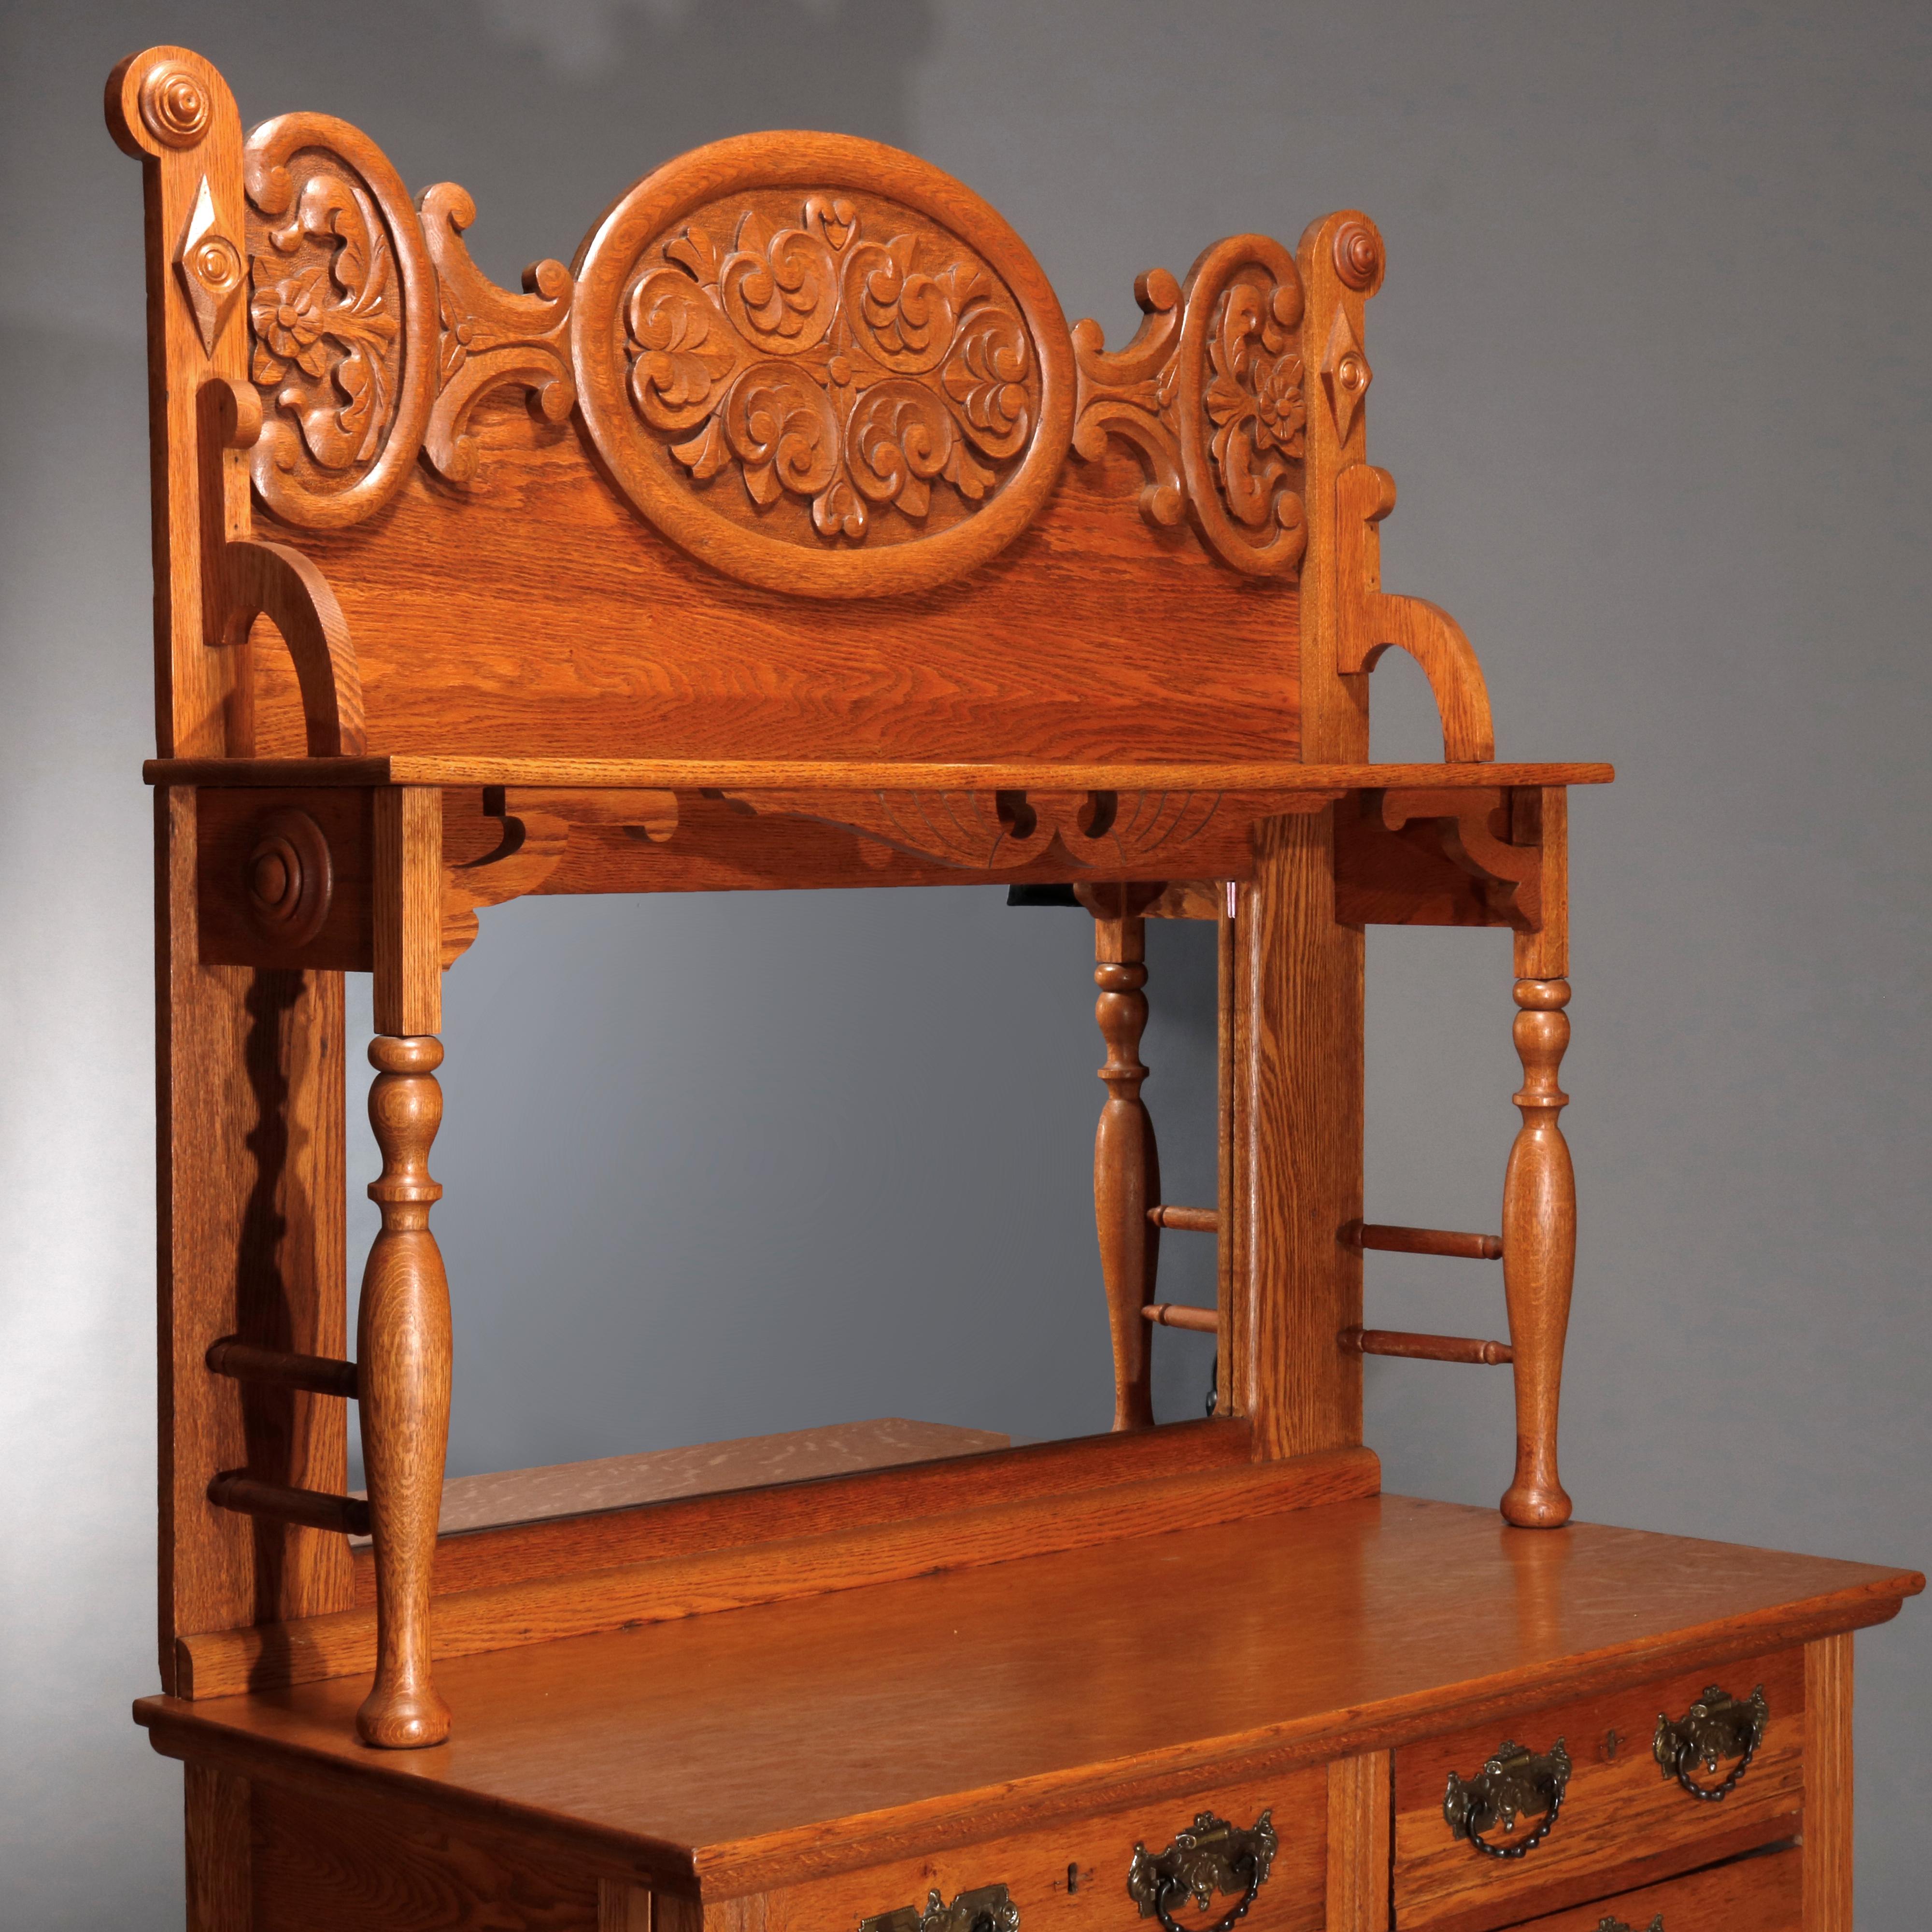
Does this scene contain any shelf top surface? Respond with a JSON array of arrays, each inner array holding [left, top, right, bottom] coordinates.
[[135, 1494, 1917, 1889], [143, 754, 1615, 791]]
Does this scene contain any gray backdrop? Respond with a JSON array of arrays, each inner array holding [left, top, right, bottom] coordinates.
[[2, 1, 1925, 1924]]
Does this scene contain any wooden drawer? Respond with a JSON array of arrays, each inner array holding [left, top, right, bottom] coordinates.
[[1392, 1648, 1803, 1932], [715, 1768, 1326, 1932], [1502, 1842, 1801, 1930]]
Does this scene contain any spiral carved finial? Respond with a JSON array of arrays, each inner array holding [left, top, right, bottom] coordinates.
[[139, 63, 211, 147], [1332, 218, 1382, 292]]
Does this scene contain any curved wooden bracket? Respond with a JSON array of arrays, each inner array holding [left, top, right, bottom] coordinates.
[[1336, 462, 1494, 763], [197, 375, 366, 756], [1378, 788, 1540, 934]]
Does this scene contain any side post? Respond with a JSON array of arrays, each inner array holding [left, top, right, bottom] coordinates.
[[1500, 788, 1574, 1528], [356, 786, 452, 1747], [1080, 882, 1163, 1431]]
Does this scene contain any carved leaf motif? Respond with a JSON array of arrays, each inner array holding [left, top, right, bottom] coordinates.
[[621, 193, 1040, 545]]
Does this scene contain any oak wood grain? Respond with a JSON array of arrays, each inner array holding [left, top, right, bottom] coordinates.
[[138, 1499, 1919, 1899], [185, 1763, 252, 1932], [179, 1449, 1380, 1700], [1802, 1631, 1853, 1932], [1392, 1647, 1804, 1931], [1324, 1753, 1390, 1932], [1502, 1843, 1800, 1930]]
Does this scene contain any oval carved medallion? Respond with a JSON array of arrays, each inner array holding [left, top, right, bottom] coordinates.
[[572, 133, 1075, 598]]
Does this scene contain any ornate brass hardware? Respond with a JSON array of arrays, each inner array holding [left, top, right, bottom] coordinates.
[[861, 1886, 1020, 1932], [1126, 1810, 1278, 1932], [1652, 1683, 1768, 1800], [1594, 1916, 1664, 1932], [1442, 1738, 1571, 1859]]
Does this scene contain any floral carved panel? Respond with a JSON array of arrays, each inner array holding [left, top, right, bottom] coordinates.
[[572, 133, 1076, 599], [1073, 233, 1308, 577]]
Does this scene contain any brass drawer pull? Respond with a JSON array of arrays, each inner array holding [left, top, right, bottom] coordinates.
[[1126, 1810, 1278, 1932], [1652, 1683, 1768, 1800], [861, 1885, 1020, 1932], [1595, 1917, 1664, 1932], [1442, 1738, 1571, 1859]]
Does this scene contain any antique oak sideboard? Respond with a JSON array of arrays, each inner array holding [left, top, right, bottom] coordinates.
[[107, 45, 1919, 1932]]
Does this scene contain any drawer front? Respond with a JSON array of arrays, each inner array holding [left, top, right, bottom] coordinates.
[[1504, 1842, 1801, 1930], [1393, 1648, 1803, 1932], [726, 1769, 1326, 1932]]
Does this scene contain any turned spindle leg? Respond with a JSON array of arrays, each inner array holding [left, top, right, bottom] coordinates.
[[1500, 978, 1575, 1528], [1092, 900, 1160, 1431], [355, 1034, 453, 1747]]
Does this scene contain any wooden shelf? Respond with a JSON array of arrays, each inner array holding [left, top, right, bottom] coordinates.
[[144, 755, 1616, 792], [135, 1494, 1918, 1895]]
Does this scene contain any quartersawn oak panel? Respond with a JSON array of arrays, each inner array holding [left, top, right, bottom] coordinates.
[[136, 1499, 1919, 1900], [277, 423, 1302, 765], [1393, 1646, 1804, 1932], [1506, 1842, 1800, 1930], [715, 1769, 1325, 1932], [253, 1776, 599, 1931]]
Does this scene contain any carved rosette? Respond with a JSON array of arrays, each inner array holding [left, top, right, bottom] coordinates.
[[242, 114, 438, 528], [1074, 233, 1308, 576], [572, 134, 1075, 598]]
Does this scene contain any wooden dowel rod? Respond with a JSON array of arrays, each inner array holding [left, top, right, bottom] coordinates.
[[207, 1474, 372, 1537], [1338, 1326, 1514, 1366], [1349, 1221, 1503, 1261], [1141, 1303, 1219, 1333], [206, 1339, 359, 1400], [1148, 1205, 1221, 1233]]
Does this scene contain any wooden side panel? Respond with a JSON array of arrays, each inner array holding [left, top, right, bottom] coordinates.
[[278, 431, 1299, 765], [186, 1764, 253, 1932], [251, 1777, 599, 1931], [158, 788, 352, 1683], [1325, 1752, 1391, 1932], [1232, 810, 1364, 1459], [710, 1767, 1324, 1932], [1393, 1647, 1804, 1932], [1803, 1632, 1854, 1932]]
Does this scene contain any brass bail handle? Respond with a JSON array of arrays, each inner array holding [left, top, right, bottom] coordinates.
[[1653, 1683, 1769, 1801], [1126, 1810, 1279, 1932], [1442, 1737, 1572, 1860]]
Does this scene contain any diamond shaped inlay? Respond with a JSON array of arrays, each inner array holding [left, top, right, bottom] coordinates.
[[1321, 305, 1373, 444], [173, 176, 246, 357]]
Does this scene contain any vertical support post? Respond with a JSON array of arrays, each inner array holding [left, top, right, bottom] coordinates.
[[358, 787, 451, 1747], [1804, 1632, 1855, 1931], [1084, 883, 1162, 1431], [1232, 808, 1364, 1460], [1499, 977, 1574, 1527], [1325, 1751, 1391, 1932]]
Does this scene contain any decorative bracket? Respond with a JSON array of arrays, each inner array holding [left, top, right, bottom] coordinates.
[[1336, 461, 1494, 762], [441, 785, 678, 963], [1376, 787, 1542, 933]]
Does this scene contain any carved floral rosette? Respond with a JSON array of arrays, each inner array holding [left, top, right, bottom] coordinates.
[[1073, 233, 1308, 575], [242, 114, 439, 528], [571, 134, 1076, 598]]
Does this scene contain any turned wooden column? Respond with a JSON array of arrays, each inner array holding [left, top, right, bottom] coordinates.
[[357, 784, 452, 1746], [1085, 884, 1162, 1431], [355, 1034, 453, 1745], [1500, 977, 1575, 1528]]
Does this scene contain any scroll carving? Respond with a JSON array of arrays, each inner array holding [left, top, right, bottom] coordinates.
[[243, 113, 436, 528], [1377, 789, 1542, 932], [421, 183, 575, 484], [621, 196, 1036, 543], [571, 133, 1075, 598], [716, 788, 1226, 872], [1074, 234, 1307, 575]]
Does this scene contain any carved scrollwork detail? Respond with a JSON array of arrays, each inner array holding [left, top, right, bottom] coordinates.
[[1074, 234, 1307, 575], [716, 788, 1226, 872], [1331, 216, 1384, 293], [243, 114, 437, 527], [617, 197, 1035, 545], [140, 63, 213, 148], [571, 134, 1075, 598], [421, 184, 575, 484]]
